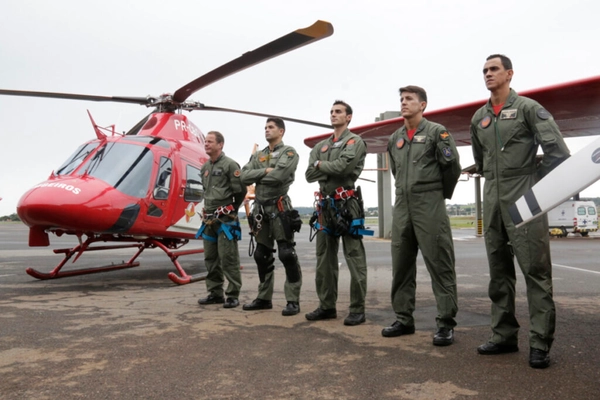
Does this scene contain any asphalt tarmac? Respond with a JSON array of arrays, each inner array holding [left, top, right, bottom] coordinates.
[[1, 223, 599, 399]]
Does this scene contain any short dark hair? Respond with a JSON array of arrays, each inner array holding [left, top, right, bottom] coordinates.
[[207, 130, 224, 144], [266, 117, 285, 131], [399, 85, 428, 103], [333, 100, 353, 116], [486, 54, 512, 70]]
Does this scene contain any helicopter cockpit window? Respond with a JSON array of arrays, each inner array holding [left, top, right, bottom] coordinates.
[[184, 164, 204, 202], [80, 142, 153, 198], [153, 157, 172, 200], [55, 141, 100, 176]]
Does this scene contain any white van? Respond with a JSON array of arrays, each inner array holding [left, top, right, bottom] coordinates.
[[547, 200, 598, 237]]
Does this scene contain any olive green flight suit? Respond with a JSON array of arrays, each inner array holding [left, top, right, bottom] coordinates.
[[470, 89, 570, 351], [200, 152, 247, 299], [241, 142, 302, 303], [305, 129, 368, 314], [387, 118, 462, 328]]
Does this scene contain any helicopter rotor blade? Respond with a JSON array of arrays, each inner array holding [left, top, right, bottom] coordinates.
[[173, 20, 334, 103], [194, 105, 331, 129], [0, 89, 149, 105]]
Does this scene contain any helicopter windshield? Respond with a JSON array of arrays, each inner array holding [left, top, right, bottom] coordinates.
[[80, 142, 153, 198], [56, 141, 100, 176]]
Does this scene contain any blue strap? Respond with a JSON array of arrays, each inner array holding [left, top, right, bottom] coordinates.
[[217, 220, 242, 241], [327, 198, 336, 211], [195, 223, 207, 239], [227, 220, 242, 240], [313, 221, 333, 235], [350, 218, 374, 236], [201, 233, 218, 242], [218, 223, 233, 240], [197, 223, 218, 242], [196, 221, 238, 242]]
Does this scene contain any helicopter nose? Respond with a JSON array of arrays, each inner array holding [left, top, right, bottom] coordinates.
[[17, 176, 141, 232]]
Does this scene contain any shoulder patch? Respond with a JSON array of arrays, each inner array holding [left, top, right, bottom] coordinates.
[[347, 139, 356, 145], [396, 138, 405, 149], [204, 170, 209, 177], [440, 131, 450, 140], [286, 150, 295, 157], [233, 170, 241, 177], [479, 115, 491, 129], [442, 147, 452, 157], [536, 108, 552, 120], [321, 144, 329, 153]]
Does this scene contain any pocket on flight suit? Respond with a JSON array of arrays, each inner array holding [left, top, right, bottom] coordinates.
[[433, 211, 453, 263], [394, 187, 404, 208], [513, 215, 549, 275]]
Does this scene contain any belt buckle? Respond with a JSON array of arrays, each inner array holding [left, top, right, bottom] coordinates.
[[336, 187, 349, 200], [215, 205, 231, 216]]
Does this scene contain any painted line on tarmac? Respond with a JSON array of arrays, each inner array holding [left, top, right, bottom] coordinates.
[[453, 236, 477, 241], [0, 274, 16, 278], [553, 263, 600, 275]]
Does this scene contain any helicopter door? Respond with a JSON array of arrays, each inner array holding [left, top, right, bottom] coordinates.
[[144, 156, 173, 220], [167, 161, 204, 235], [153, 157, 172, 200]]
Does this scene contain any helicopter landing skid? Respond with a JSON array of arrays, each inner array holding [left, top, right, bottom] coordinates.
[[25, 236, 206, 285]]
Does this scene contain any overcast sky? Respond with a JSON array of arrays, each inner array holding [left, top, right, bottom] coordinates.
[[2, 0, 600, 217]]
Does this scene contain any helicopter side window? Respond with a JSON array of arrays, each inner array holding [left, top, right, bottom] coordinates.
[[184, 164, 204, 202], [55, 141, 100, 176], [153, 157, 172, 200]]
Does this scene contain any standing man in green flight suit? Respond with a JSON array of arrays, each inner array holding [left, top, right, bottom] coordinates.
[[240, 117, 303, 316], [197, 131, 247, 309], [471, 54, 570, 369], [382, 85, 462, 346], [305, 100, 369, 326]]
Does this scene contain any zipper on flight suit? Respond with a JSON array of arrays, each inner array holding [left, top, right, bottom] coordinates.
[[206, 161, 213, 189], [492, 115, 502, 203], [493, 115, 505, 152], [403, 139, 413, 208]]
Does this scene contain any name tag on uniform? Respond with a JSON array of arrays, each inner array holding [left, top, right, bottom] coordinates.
[[413, 135, 426, 143], [500, 109, 518, 120], [332, 141, 343, 148], [271, 151, 279, 158], [212, 169, 223, 176]]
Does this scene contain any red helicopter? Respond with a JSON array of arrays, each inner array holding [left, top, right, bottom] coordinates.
[[0, 20, 333, 285]]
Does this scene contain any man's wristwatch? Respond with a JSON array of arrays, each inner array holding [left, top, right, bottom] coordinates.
[[313, 160, 320, 168]]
